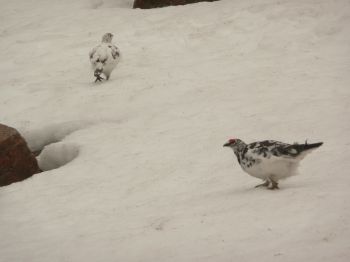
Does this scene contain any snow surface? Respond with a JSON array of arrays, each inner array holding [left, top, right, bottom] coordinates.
[[1, 0, 350, 261]]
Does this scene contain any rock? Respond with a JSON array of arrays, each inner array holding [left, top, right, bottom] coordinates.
[[133, 0, 219, 9], [0, 123, 41, 187]]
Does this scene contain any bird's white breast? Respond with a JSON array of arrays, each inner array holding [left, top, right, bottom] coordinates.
[[240, 153, 300, 180], [90, 43, 120, 74]]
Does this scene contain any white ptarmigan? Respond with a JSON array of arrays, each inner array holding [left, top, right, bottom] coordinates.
[[223, 138, 323, 189], [89, 33, 120, 82]]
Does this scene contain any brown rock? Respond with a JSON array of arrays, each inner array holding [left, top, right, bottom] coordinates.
[[133, 0, 219, 9], [0, 123, 41, 187]]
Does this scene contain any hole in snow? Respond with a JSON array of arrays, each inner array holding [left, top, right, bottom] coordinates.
[[37, 142, 79, 171]]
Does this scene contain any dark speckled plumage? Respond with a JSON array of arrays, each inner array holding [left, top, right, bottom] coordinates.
[[248, 140, 323, 159], [223, 138, 323, 189]]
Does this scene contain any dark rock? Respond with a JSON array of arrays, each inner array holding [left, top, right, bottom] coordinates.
[[0, 123, 41, 187], [133, 0, 219, 9]]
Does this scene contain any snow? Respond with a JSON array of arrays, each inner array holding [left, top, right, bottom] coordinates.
[[38, 142, 80, 171], [1, 0, 350, 261]]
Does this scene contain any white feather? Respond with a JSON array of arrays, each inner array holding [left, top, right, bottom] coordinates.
[[241, 147, 318, 181], [89, 33, 120, 80]]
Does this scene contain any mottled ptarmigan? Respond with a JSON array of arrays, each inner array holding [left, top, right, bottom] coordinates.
[[223, 138, 323, 189], [89, 33, 120, 82]]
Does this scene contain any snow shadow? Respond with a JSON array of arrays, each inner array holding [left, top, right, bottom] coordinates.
[[21, 122, 86, 171], [23, 121, 87, 153], [37, 142, 79, 171]]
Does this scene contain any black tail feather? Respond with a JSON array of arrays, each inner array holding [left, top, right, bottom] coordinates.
[[295, 141, 323, 152]]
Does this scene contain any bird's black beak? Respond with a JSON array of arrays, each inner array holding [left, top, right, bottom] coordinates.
[[94, 69, 102, 74], [94, 69, 103, 79], [223, 142, 231, 147]]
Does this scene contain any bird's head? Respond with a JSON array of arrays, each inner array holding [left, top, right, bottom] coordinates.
[[93, 57, 107, 71], [223, 138, 245, 152], [94, 67, 103, 76], [102, 33, 114, 43]]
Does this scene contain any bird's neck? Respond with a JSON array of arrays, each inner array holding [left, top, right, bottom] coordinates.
[[233, 143, 247, 165], [235, 142, 247, 153]]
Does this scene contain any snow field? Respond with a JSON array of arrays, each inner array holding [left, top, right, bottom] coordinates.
[[0, 0, 350, 261]]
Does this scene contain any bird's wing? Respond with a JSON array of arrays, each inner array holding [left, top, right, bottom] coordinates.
[[89, 45, 101, 62], [89, 45, 99, 60], [248, 140, 297, 158], [107, 44, 120, 60]]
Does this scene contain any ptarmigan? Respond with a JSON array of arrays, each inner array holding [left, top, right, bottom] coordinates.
[[89, 33, 120, 82], [223, 138, 323, 189]]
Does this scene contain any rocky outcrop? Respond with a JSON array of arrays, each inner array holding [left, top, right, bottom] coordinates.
[[0, 123, 41, 187], [133, 0, 219, 9]]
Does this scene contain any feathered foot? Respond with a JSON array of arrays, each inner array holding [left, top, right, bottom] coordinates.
[[267, 179, 279, 190], [94, 70, 104, 82], [255, 180, 270, 188], [94, 74, 104, 82]]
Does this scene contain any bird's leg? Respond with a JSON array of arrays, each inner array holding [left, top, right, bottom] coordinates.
[[95, 76, 104, 82], [94, 71, 104, 82], [267, 178, 279, 190], [94, 74, 104, 82], [255, 180, 270, 188]]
